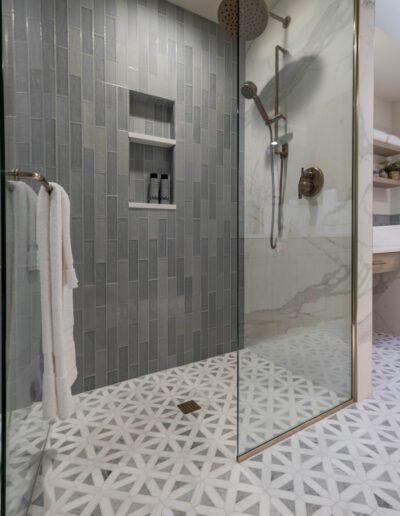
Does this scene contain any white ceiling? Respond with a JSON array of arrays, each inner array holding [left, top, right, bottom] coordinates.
[[168, 0, 219, 22], [167, 0, 279, 26], [376, 0, 400, 41], [374, 27, 400, 102]]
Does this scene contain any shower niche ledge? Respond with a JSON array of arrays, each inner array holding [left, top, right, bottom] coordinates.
[[129, 91, 175, 208], [129, 202, 176, 210], [128, 132, 176, 148]]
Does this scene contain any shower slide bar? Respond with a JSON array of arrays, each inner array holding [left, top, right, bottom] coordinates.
[[6, 169, 53, 194]]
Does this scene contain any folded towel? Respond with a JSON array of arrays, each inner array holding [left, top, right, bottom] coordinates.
[[387, 133, 400, 148], [37, 183, 78, 420], [374, 129, 389, 143]]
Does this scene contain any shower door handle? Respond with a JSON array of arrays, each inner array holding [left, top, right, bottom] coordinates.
[[298, 167, 324, 199]]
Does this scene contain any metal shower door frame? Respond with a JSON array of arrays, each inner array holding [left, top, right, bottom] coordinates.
[[236, 0, 361, 462]]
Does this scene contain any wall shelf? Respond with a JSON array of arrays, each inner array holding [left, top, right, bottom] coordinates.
[[128, 132, 176, 148], [373, 139, 400, 157], [129, 202, 176, 210], [373, 176, 400, 189]]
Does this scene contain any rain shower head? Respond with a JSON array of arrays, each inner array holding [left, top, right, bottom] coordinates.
[[217, 0, 291, 41]]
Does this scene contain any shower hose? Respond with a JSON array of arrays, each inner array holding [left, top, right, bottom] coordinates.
[[268, 126, 286, 250]]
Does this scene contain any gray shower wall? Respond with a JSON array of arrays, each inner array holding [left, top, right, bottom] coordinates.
[[2, 0, 239, 393]]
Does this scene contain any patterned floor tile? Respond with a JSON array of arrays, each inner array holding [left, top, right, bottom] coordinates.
[[11, 334, 400, 515]]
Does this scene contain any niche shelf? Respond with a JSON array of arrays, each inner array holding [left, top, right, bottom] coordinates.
[[129, 91, 175, 208], [373, 176, 400, 189], [129, 202, 176, 210], [128, 132, 176, 148], [373, 139, 400, 157]]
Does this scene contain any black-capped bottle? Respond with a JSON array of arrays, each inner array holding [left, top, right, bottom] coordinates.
[[148, 173, 160, 203]]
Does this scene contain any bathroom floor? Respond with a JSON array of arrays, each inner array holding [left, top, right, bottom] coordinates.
[[26, 334, 400, 515]]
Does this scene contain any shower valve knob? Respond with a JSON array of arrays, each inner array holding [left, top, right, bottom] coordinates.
[[298, 167, 324, 199]]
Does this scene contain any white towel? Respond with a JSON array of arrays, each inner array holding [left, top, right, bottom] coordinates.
[[37, 183, 78, 420], [373, 129, 389, 143], [387, 133, 400, 148]]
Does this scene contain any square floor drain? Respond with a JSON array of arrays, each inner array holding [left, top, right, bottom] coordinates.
[[177, 400, 201, 414]]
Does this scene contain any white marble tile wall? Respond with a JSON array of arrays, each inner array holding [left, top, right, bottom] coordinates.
[[242, 0, 355, 365]]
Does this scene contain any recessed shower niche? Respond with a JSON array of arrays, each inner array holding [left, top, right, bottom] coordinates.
[[128, 91, 176, 210]]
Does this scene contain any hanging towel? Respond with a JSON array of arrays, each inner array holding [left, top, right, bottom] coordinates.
[[37, 183, 78, 420]]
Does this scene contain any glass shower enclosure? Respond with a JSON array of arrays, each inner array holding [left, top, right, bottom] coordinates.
[[237, 0, 356, 458], [0, 0, 357, 509]]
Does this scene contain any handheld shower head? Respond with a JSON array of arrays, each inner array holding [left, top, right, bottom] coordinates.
[[241, 80, 287, 128], [240, 81, 258, 99], [241, 81, 270, 125]]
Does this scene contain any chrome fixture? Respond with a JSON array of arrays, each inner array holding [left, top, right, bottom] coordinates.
[[217, 0, 291, 41], [298, 167, 324, 199], [6, 169, 53, 193], [240, 81, 286, 129]]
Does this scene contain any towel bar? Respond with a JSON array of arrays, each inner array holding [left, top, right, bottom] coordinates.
[[6, 169, 53, 193]]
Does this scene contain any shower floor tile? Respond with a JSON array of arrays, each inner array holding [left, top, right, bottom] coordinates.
[[25, 334, 400, 515]]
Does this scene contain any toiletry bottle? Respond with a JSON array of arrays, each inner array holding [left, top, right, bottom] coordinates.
[[160, 174, 170, 204], [148, 173, 160, 203]]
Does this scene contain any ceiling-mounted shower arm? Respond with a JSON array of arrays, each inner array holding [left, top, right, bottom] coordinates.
[[270, 11, 291, 29]]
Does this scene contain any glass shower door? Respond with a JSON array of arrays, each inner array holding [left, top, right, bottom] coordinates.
[[238, 0, 355, 458], [1, 3, 49, 512], [2, 171, 48, 514]]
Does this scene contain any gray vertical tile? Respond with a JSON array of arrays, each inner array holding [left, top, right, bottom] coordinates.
[[55, 0, 68, 48], [84, 331, 95, 376], [70, 75, 82, 123], [149, 239, 158, 279], [56, 46, 68, 95], [95, 81, 105, 126], [6, 0, 239, 395], [105, 15, 116, 61], [94, 0, 105, 34], [82, 7, 94, 54]]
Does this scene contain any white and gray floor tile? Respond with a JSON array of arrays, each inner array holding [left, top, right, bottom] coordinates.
[[19, 334, 400, 515]]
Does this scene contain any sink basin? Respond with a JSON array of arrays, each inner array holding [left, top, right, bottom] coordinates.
[[373, 225, 400, 253]]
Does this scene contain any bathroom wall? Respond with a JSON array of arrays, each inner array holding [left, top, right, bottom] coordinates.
[[374, 96, 393, 133], [2, 0, 239, 393], [373, 96, 400, 227], [372, 7, 400, 336], [374, 271, 400, 335], [243, 0, 354, 361], [373, 184, 400, 226]]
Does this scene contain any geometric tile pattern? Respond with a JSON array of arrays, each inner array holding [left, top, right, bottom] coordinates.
[[25, 334, 400, 515], [238, 338, 349, 454], [248, 329, 352, 399], [5, 405, 49, 516]]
